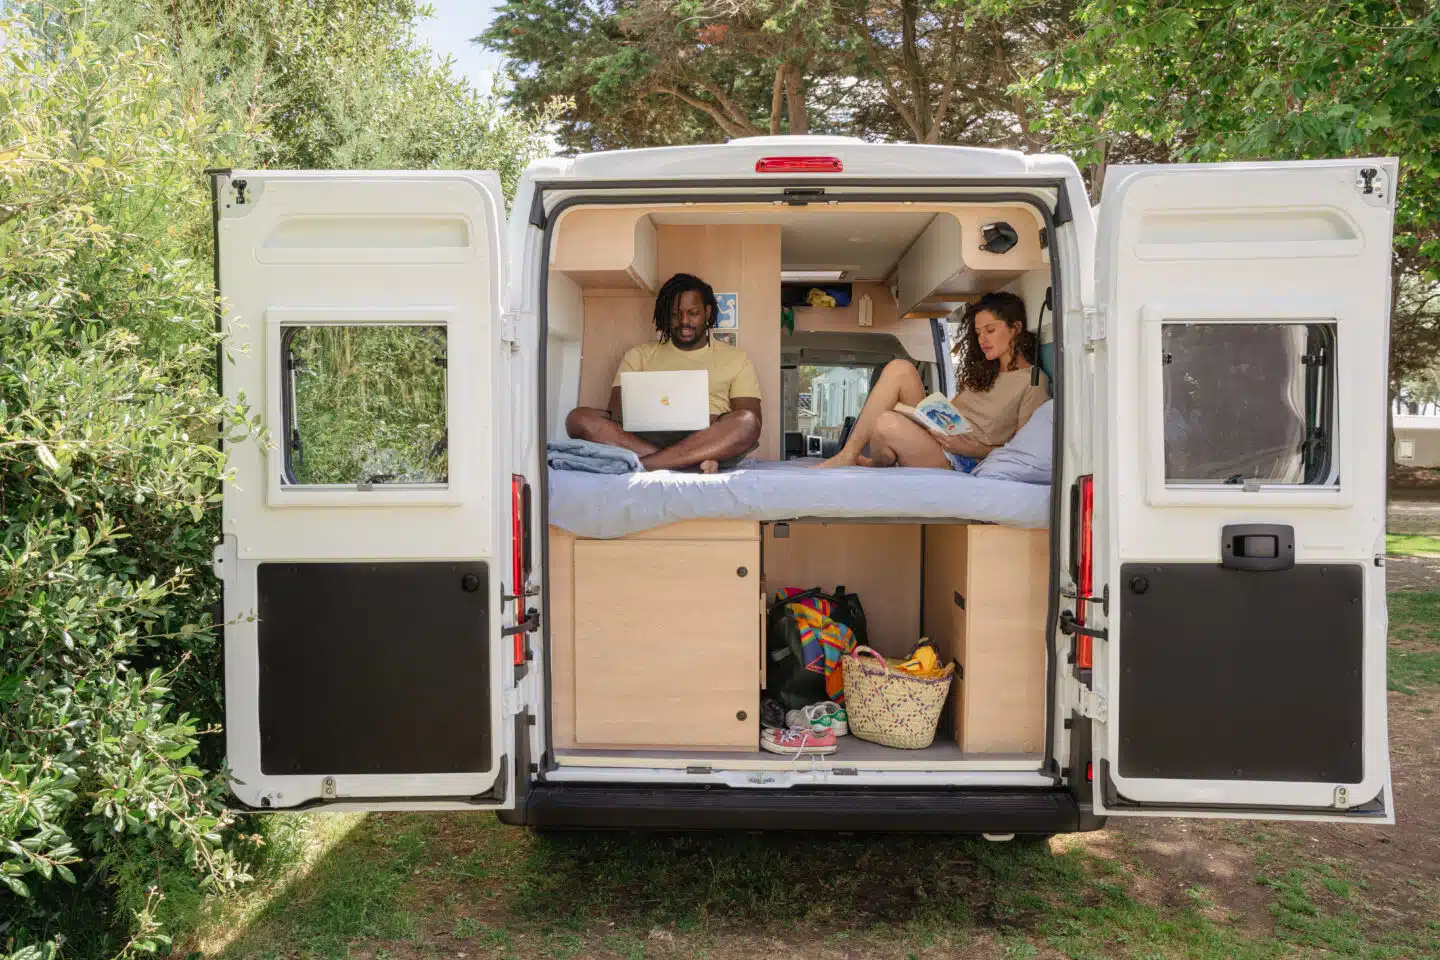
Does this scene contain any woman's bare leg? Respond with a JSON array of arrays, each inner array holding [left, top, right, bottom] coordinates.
[[818, 359, 928, 467], [868, 411, 952, 469]]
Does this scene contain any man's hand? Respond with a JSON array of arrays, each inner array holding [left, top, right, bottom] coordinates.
[[935, 431, 992, 459]]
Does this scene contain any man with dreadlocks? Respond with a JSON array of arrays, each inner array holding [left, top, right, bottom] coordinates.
[[565, 273, 762, 473]]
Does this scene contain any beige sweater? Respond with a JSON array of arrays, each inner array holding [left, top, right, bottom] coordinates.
[[953, 367, 1051, 448]]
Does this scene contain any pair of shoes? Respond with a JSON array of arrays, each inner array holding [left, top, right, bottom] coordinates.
[[760, 725, 837, 755], [785, 701, 848, 738]]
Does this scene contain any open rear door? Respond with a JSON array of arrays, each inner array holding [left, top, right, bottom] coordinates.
[[212, 171, 515, 810], [1090, 159, 1397, 821]]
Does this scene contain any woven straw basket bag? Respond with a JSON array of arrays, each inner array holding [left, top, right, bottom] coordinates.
[[841, 645, 955, 749]]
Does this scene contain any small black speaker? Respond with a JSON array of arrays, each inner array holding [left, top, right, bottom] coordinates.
[[980, 221, 1019, 254]]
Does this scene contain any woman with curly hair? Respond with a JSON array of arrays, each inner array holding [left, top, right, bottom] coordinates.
[[818, 291, 1048, 471]]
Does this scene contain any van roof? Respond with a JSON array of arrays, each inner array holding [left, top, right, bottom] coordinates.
[[528, 136, 1080, 182]]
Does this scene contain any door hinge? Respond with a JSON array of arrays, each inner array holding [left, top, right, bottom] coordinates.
[[1077, 688, 1108, 723], [212, 534, 238, 583], [1084, 307, 1105, 345], [500, 312, 523, 350]]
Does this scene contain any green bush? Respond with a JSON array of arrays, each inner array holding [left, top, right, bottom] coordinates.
[[0, 12, 262, 957], [1, 3, 554, 956]]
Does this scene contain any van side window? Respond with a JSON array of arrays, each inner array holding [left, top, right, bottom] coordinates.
[[1161, 322, 1335, 486], [281, 326, 449, 486]]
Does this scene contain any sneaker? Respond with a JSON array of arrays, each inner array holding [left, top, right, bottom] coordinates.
[[760, 697, 787, 730], [760, 725, 837, 756], [785, 701, 849, 738]]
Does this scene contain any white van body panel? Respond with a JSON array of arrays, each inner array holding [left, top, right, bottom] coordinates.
[[212, 143, 1397, 828], [1090, 159, 1396, 821], [215, 171, 515, 809]]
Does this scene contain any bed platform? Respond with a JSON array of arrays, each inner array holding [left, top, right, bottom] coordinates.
[[546, 459, 1050, 539]]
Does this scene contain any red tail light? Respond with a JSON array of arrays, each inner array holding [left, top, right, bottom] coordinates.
[[510, 475, 530, 666], [1086, 761, 1094, 783], [1077, 474, 1094, 670], [755, 156, 843, 173]]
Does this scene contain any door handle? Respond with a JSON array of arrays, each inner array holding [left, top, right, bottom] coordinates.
[[1221, 524, 1294, 572]]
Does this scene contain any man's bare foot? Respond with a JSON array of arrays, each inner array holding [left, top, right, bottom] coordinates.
[[855, 455, 874, 467], [699, 459, 720, 474], [815, 452, 858, 468]]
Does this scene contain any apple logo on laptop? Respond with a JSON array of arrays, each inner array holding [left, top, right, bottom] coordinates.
[[661, 395, 670, 406]]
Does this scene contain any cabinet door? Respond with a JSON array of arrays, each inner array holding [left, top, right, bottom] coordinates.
[[573, 539, 759, 749]]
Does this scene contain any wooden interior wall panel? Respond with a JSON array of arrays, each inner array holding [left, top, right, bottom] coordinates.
[[921, 524, 969, 738], [761, 522, 921, 657], [577, 291, 654, 410], [622, 520, 759, 541], [547, 526, 578, 748], [958, 526, 1050, 754], [657, 224, 783, 459]]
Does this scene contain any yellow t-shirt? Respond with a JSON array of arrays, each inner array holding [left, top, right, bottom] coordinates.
[[613, 339, 762, 416]]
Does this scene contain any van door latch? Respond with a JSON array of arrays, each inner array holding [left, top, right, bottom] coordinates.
[[1084, 306, 1105, 345], [502, 609, 540, 637], [1059, 610, 1107, 641], [1077, 689, 1108, 723], [500, 313, 522, 350]]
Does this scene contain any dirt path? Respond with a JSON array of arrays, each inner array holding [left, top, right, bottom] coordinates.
[[1388, 495, 1440, 535], [1388, 554, 1440, 591]]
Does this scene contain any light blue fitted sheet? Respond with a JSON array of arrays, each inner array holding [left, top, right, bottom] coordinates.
[[547, 459, 1051, 539]]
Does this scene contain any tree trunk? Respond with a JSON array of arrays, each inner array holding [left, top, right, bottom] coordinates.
[[900, 0, 932, 142], [1088, 136, 1109, 205], [769, 66, 785, 136], [783, 65, 808, 135]]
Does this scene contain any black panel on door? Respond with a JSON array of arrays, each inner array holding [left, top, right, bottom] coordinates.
[[1117, 563, 1362, 783], [258, 562, 491, 776]]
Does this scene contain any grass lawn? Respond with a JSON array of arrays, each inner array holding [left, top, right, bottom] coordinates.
[[178, 589, 1440, 960], [1386, 533, 1440, 556]]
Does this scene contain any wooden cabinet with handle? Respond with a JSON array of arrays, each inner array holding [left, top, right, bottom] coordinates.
[[572, 537, 760, 749]]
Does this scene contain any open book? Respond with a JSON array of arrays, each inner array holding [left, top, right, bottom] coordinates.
[[893, 393, 972, 437]]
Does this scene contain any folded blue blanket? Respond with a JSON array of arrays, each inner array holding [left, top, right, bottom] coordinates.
[[546, 439, 643, 475]]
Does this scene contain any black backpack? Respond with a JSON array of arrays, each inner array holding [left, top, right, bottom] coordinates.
[[763, 586, 868, 711]]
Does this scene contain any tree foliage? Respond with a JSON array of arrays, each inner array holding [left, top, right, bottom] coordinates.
[[480, 0, 1082, 152], [1032, 0, 1440, 385], [0, 2, 552, 957]]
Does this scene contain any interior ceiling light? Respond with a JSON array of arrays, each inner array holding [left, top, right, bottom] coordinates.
[[781, 270, 846, 282]]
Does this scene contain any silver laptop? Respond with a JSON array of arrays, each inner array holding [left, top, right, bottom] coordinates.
[[620, 370, 710, 432]]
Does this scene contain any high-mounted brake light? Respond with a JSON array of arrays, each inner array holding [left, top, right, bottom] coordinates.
[[1076, 474, 1094, 670], [755, 156, 843, 173]]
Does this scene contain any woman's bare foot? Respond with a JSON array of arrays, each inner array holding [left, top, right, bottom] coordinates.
[[815, 452, 858, 468], [699, 459, 720, 474]]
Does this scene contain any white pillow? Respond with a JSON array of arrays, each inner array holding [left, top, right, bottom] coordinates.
[[973, 399, 1053, 484]]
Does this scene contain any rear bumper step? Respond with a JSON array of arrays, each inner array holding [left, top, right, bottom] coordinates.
[[504, 783, 1089, 833]]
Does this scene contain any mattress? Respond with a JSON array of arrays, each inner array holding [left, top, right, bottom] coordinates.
[[546, 459, 1051, 539]]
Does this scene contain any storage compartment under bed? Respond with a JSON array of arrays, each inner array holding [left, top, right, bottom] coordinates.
[[546, 519, 1050, 772]]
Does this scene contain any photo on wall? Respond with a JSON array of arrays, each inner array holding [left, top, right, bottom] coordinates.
[[714, 292, 739, 329], [713, 330, 738, 347]]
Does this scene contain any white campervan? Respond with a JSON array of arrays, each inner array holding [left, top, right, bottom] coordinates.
[[210, 137, 1397, 833]]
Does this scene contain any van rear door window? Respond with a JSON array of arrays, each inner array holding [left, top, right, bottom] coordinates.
[[1161, 322, 1335, 486], [283, 325, 449, 486]]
